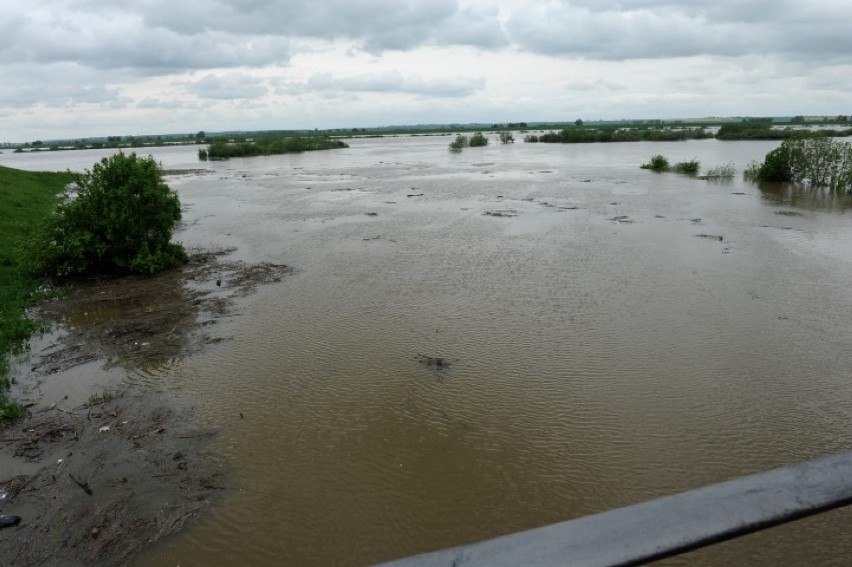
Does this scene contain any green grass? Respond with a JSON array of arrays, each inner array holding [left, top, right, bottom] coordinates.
[[0, 165, 75, 422]]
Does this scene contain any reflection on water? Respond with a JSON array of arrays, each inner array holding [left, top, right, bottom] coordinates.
[[759, 181, 852, 211], [9, 138, 852, 566]]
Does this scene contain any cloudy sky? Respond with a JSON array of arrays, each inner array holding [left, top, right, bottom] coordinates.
[[2, 0, 850, 142]]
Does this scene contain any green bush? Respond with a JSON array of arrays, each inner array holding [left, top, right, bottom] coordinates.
[[640, 155, 671, 172], [523, 134, 539, 143], [27, 153, 187, 277], [498, 131, 515, 144]]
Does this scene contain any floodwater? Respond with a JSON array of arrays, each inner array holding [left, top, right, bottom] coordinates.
[[5, 135, 852, 566]]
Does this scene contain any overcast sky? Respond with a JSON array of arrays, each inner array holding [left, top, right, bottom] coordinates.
[[2, 0, 850, 141]]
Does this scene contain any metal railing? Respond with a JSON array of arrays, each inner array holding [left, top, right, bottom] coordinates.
[[376, 450, 852, 567]]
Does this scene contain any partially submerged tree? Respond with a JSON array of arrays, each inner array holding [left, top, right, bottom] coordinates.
[[449, 134, 469, 152], [744, 137, 852, 192], [498, 131, 515, 144], [469, 132, 489, 147], [640, 154, 671, 172], [28, 152, 187, 277]]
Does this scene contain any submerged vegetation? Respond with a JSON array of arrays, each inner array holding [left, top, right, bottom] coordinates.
[[498, 131, 515, 144], [640, 155, 671, 172], [717, 122, 852, 140], [200, 135, 348, 160], [704, 164, 737, 180], [449, 134, 469, 151], [641, 155, 735, 179], [672, 159, 701, 175], [469, 132, 489, 147], [0, 165, 76, 421], [538, 126, 712, 144], [449, 132, 488, 151], [744, 138, 852, 192]]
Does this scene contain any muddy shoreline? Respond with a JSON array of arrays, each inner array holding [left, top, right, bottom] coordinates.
[[0, 250, 290, 566]]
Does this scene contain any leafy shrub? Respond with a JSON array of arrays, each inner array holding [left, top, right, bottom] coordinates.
[[640, 155, 671, 172], [673, 159, 700, 175], [27, 153, 187, 277], [469, 132, 489, 147], [498, 131, 515, 144], [524, 134, 539, 143], [449, 134, 469, 151]]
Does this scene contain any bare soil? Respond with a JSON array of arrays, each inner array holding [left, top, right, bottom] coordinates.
[[0, 250, 291, 567]]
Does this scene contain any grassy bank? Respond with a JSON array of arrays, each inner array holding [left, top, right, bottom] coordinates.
[[0, 165, 75, 421]]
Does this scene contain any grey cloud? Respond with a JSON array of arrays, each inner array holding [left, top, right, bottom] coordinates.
[[505, 0, 852, 61], [4, 4, 290, 72], [139, 0, 457, 48], [307, 71, 485, 97], [0, 2, 503, 78], [0, 64, 128, 107], [184, 73, 270, 99]]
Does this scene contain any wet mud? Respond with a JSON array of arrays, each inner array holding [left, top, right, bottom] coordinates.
[[0, 250, 290, 567]]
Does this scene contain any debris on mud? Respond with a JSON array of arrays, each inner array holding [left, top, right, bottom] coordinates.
[[0, 391, 222, 567], [27, 249, 291, 374], [775, 210, 803, 217], [0, 247, 290, 567], [609, 215, 634, 223], [696, 234, 724, 241]]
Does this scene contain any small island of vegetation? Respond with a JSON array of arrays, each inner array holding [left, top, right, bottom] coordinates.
[[199, 135, 348, 160]]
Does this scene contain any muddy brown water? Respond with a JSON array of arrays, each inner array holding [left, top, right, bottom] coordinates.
[[5, 136, 852, 566]]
